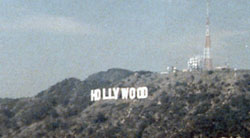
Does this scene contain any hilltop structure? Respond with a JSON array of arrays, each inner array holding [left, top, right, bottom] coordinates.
[[187, 56, 203, 71]]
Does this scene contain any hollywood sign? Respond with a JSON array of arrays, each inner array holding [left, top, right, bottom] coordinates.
[[91, 87, 148, 101]]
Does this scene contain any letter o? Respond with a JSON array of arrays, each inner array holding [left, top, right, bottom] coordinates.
[[129, 87, 136, 99]]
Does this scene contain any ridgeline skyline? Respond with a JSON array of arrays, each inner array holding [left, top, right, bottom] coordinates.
[[0, 0, 249, 98]]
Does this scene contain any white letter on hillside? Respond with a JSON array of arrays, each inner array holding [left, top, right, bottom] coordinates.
[[102, 88, 108, 100], [91, 89, 101, 101], [103, 88, 116, 100], [121, 88, 129, 99], [137, 87, 148, 99], [113, 87, 120, 100], [129, 87, 136, 99]]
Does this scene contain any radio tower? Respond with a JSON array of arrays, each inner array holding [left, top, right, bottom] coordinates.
[[203, 0, 213, 70]]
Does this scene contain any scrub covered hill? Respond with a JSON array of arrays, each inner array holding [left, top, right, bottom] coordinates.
[[0, 68, 249, 138]]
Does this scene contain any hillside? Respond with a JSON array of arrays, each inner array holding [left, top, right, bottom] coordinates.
[[0, 68, 250, 138]]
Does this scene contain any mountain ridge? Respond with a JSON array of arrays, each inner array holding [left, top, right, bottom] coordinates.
[[0, 68, 249, 138]]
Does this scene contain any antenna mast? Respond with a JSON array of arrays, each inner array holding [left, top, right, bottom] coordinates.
[[203, 0, 213, 70]]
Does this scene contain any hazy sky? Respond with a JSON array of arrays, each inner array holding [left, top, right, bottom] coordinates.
[[0, 0, 249, 98]]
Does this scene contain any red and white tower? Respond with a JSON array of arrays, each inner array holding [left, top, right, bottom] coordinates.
[[203, 0, 213, 70]]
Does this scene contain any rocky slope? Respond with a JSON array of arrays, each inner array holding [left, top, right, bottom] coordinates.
[[0, 68, 249, 138]]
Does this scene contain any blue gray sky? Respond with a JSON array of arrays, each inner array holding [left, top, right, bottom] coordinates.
[[0, 0, 249, 98]]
